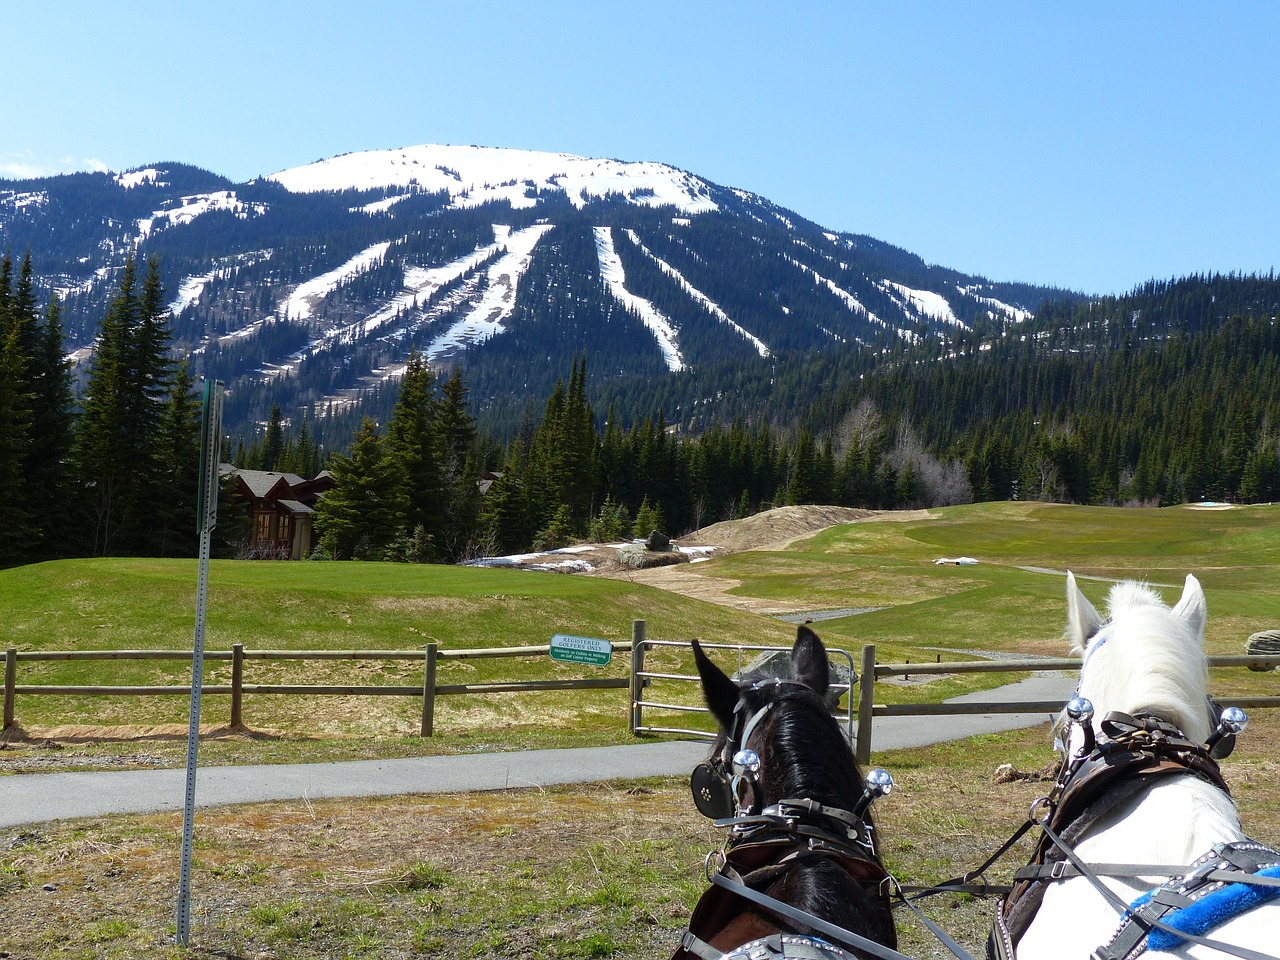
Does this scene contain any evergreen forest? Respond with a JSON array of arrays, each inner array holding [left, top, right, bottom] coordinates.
[[3, 253, 1280, 570]]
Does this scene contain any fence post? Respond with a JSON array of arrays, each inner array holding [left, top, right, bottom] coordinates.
[[421, 642, 437, 737], [855, 643, 876, 766], [3, 648, 15, 731], [629, 620, 646, 735], [230, 643, 244, 729]]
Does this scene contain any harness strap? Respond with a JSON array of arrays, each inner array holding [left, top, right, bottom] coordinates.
[[905, 819, 1035, 904], [1014, 861, 1280, 888], [883, 875, 982, 960], [682, 931, 863, 960], [708, 872, 918, 960], [682, 930, 728, 960], [1038, 818, 1280, 960]]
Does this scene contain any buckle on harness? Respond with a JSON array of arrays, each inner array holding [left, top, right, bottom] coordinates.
[[1050, 860, 1069, 881]]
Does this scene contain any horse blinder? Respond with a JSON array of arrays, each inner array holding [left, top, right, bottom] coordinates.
[[691, 758, 736, 820]]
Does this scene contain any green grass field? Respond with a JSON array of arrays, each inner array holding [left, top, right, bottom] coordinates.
[[3, 501, 1280, 763]]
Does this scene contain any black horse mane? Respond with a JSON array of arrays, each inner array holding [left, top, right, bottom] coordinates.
[[757, 684, 865, 808], [728, 681, 897, 952]]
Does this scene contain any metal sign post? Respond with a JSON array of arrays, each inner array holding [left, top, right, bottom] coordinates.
[[176, 379, 223, 946]]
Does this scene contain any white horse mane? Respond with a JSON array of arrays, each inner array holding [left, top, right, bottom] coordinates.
[[1070, 573, 1212, 744]]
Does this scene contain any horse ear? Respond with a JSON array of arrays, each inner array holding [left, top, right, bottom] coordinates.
[[692, 639, 740, 731], [1171, 574, 1207, 641], [792, 625, 831, 697], [1066, 571, 1105, 654]]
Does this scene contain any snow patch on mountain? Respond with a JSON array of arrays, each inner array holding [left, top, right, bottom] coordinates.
[[304, 228, 509, 353], [137, 191, 267, 240], [1, 190, 48, 212], [280, 241, 393, 322], [595, 226, 686, 371], [880, 280, 966, 330], [623, 229, 769, 358], [170, 270, 219, 315], [784, 255, 918, 344], [268, 144, 718, 216], [957, 284, 1034, 323], [353, 194, 412, 215], [426, 223, 555, 362], [116, 168, 168, 189]]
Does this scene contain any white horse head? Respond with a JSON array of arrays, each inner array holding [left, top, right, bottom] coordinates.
[[1015, 572, 1269, 960], [1066, 571, 1213, 748]]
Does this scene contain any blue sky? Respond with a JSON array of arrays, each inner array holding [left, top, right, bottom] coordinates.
[[4, 2, 1277, 295]]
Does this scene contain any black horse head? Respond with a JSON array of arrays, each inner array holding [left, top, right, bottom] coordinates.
[[684, 626, 897, 958]]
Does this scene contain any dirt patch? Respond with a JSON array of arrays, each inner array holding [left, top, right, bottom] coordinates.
[[684, 505, 932, 554], [594, 505, 934, 615]]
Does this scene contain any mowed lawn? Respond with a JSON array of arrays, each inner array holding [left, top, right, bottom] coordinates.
[[3, 501, 1280, 759]]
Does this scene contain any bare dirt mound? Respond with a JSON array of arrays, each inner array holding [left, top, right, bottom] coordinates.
[[595, 505, 933, 614], [684, 504, 931, 553]]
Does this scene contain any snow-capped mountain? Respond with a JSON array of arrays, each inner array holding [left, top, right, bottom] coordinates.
[[0, 144, 1071, 435]]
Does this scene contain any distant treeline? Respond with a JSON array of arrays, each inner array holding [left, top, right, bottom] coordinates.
[[5, 258, 1280, 569]]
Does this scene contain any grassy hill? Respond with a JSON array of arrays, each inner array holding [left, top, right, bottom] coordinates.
[[3, 501, 1280, 765]]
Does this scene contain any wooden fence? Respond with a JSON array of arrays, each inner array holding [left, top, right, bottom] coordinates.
[[7, 626, 1280, 753], [850, 646, 1280, 764], [628, 637, 1280, 764], [2, 623, 642, 737]]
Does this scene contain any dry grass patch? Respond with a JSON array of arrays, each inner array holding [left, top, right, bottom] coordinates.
[[6, 713, 1280, 959]]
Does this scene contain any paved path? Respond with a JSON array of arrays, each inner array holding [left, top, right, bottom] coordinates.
[[0, 674, 1075, 830]]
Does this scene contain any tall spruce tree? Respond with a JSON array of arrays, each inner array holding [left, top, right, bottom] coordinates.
[[73, 256, 177, 555], [29, 295, 74, 554], [436, 367, 481, 560], [313, 417, 407, 559], [385, 353, 444, 559], [0, 265, 37, 565], [152, 358, 202, 556], [0, 254, 74, 565], [260, 404, 285, 471]]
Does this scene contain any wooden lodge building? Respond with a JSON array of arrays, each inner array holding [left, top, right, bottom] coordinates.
[[221, 466, 336, 559]]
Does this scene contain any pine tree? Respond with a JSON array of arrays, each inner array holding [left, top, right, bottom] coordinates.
[[28, 295, 74, 555], [385, 353, 444, 558], [261, 404, 285, 472], [436, 367, 482, 560], [0, 277, 37, 565], [73, 256, 177, 555], [152, 359, 202, 556], [313, 417, 408, 559]]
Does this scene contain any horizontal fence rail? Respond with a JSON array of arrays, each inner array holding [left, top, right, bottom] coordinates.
[[852, 646, 1280, 765], [3, 633, 638, 737], [6, 630, 1279, 751]]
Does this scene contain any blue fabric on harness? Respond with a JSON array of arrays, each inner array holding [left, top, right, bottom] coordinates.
[[1126, 864, 1280, 951]]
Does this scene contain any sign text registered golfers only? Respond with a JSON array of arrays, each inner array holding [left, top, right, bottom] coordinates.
[[549, 634, 613, 666]]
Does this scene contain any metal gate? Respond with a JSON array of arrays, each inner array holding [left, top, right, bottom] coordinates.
[[628, 624, 857, 742]]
